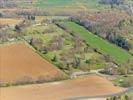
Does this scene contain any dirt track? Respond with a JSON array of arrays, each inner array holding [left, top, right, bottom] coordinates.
[[0, 75, 124, 100], [0, 43, 62, 84]]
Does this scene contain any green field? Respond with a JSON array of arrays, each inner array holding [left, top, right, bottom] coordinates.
[[36, 0, 73, 7], [17, 0, 109, 11], [36, 0, 109, 10], [61, 22, 132, 64], [36, 0, 99, 7]]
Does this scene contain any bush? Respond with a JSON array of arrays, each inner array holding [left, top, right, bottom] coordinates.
[[51, 55, 57, 62], [117, 66, 127, 75], [0, 13, 2, 17], [122, 77, 133, 87]]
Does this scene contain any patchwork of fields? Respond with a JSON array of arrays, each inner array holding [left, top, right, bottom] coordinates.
[[0, 15, 132, 100], [0, 43, 63, 85], [0, 0, 133, 99], [61, 22, 132, 64]]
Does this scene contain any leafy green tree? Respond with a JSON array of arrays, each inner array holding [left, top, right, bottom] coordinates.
[[0, 13, 2, 17], [125, 94, 129, 100], [51, 55, 57, 62]]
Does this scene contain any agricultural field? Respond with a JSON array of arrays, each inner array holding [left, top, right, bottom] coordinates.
[[0, 0, 133, 100], [0, 75, 124, 100], [9, 0, 109, 10], [60, 21, 132, 64], [0, 0, 110, 14], [0, 18, 21, 26], [0, 43, 65, 85], [35, 0, 108, 9]]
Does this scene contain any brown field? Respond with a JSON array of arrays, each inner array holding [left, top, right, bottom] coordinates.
[[0, 75, 124, 100], [0, 18, 21, 26], [0, 43, 62, 84], [0, 8, 31, 12]]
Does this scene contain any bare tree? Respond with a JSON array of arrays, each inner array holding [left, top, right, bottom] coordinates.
[[48, 36, 63, 51]]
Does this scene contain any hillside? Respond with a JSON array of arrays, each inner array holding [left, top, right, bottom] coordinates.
[[0, 0, 133, 100], [60, 21, 132, 64]]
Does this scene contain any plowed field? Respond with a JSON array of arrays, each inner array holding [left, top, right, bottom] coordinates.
[[0, 75, 124, 100], [0, 18, 21, 26], [0, 43, 62, 84]]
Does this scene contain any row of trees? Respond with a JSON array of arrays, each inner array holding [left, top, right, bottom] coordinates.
[[70, 12, 132, 51], [107, 94, 131, 100], [99, 0, 125, 8], [27, 15, 36, 20], [99, 0, 124, 5], [106, 33, 131, 50], [0, 0, 17, 8]]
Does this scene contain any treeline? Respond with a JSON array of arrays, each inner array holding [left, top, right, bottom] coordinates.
[[107, 94, 132, 100], [106, 34, 131, 50], [0, 0, 17, 8], [99, 0, 124, 5], [70, 13, 132, 51], [99, 0, 124, 8]]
